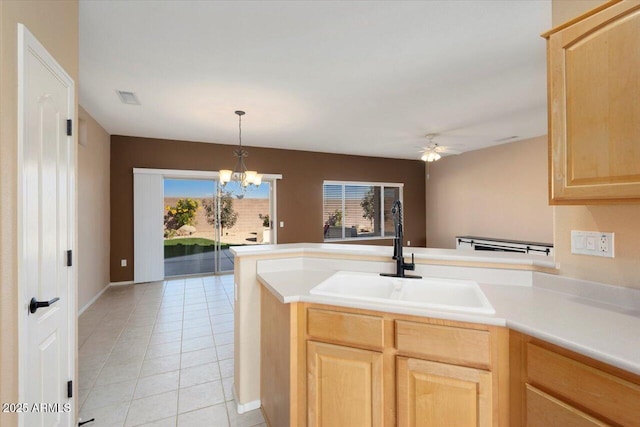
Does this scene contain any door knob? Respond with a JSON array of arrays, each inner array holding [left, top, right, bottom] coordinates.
[[29, 297, 60, 314]]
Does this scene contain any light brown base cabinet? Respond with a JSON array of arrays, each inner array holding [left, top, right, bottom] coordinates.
[[510, 331, 640, 427], [260, 288, 509, 427], [260, 288, 640, 427]]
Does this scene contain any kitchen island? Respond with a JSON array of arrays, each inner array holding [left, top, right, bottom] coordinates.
[[231, 243, 640, 425]]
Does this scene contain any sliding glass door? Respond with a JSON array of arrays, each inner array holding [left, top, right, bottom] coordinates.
[[214, 180, 273, 273], [163, 177, 274, 276], [163, 179, 217, 276]]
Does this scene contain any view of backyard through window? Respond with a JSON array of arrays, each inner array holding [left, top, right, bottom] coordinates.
[[163, 178, 272, 276], [323, 181, 402, 241]]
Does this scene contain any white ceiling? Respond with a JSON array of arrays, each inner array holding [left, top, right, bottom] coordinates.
[[79, 0, 551, 160]]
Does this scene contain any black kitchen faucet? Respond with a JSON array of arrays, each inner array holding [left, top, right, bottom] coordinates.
[[380, 200, 421, 279]]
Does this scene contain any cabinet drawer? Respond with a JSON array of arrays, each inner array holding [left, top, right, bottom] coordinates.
[[527, 343, 640, 427], [395, 320, 490, 368], [526, 384, 609, 427], [307, 308, 384, 350]]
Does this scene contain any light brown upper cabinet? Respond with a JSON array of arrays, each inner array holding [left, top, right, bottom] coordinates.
[[543, 0, 640, 204]]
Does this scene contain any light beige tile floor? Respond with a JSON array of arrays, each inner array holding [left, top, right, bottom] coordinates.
[[78, 275, 266, 427]]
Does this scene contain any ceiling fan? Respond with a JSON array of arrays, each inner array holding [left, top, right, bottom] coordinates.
[[419, 134, 461, 162]]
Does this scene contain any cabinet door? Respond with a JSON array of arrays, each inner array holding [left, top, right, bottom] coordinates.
[[547, 1, 640, 203], [526, 343, 640, 426], [307, 341, 384, 427], [525, 384, 610, 427], [397, 357, 492, 427]]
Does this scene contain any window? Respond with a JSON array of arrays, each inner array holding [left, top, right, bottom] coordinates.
[[323, 181, 403, 241]]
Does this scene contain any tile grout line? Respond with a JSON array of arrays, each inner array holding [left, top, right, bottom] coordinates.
[[80, 276, 244, 426], [124, 281, 165, 426], [120, 279, 177, 426], [175, 277, 185, 427], [80, 284, 150, 419], [80, 284, 148, 410], [205, 276, 231, 427]]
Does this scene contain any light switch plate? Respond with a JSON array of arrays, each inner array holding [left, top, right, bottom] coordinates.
[[571, 230, 614, 258]]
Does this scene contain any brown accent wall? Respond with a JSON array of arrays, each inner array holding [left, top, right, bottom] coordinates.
[[111, 136, 426, 282]]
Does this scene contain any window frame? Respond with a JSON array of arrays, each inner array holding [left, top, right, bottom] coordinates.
[[322, 180, 404, 242]]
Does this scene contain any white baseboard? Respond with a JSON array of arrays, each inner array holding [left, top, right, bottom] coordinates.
[[78, 283, 110, 316], [78, 280, 135, 316], [233, 384, 261, 414], [109, 280, 134, 286]]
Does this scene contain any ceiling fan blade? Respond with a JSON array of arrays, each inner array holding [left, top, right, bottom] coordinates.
[[435, 146, 462, 155]]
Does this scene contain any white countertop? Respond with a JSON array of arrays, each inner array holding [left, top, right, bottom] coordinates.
[[232, 242, 557, 268], [257, 266, 640, 376]]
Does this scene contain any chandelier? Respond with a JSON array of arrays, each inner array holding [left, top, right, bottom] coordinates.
[[218, 110, 262, 199]]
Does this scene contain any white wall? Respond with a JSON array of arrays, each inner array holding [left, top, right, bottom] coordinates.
[[78, 106, 111, 311]]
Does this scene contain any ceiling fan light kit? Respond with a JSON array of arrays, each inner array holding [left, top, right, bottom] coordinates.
[[421, 134, 443, 162], [421, 151, 442, 162]]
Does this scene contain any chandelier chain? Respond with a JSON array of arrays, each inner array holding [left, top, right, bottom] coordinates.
[[238, 113, 242, 148]]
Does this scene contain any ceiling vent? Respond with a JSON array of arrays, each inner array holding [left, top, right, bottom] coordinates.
[[116, 90, 140, 105]]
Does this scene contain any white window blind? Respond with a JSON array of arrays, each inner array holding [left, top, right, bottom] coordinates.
[[134, 171, 165, 283], [323, 181, 403, 241]]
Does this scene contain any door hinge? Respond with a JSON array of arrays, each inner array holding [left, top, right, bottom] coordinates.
[[67, 380, 72, 398], [66, 250, 72, 267], [66, 119, 72, 136]]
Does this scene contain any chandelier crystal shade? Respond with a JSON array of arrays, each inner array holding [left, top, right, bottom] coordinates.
[[219, 110, 262, 198]]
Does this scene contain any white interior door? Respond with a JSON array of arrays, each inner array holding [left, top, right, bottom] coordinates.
[[18, 24, 75, 427]]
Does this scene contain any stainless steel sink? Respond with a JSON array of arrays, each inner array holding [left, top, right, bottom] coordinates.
[[309, 271, 495, 314]]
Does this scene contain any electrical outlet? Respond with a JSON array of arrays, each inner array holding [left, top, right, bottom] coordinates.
[[599, 235, 608, 253], [279, 221, 284, 228], [121, 259, 127, 267], [599, 232, 614, 257], [571, 231, 614, 258], [407, 241, 411, 246]]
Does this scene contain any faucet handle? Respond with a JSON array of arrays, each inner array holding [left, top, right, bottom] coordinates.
[[404, 253, 416, 271]]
